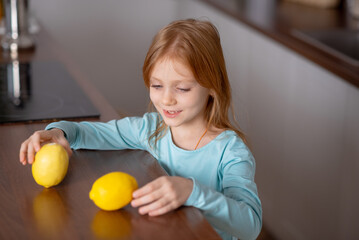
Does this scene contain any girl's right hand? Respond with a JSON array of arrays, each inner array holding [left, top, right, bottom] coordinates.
[[19, 128, 72, 165]]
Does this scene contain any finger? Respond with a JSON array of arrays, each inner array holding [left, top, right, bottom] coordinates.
[[137, 197, 170, 215], [131, 188, 163, 208], [31, 132, 42, 152], [32, 130, 54, 150], [148, 205, 173, 216], [57, 138, 72, 158], [132, 179, 162, 198], [19, 140, 29, 165], [148, 202, 177, 216], [27, 142, 36, 164]]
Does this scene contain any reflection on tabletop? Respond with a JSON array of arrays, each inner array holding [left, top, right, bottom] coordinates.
[[32, 189, 68, 238]]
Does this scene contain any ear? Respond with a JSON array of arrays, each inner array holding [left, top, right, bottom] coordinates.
[[209, 89, 215, 97]]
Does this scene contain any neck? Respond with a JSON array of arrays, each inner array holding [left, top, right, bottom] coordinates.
[[194, 128, 208, 150], [170, 119, 211, 149], [170, 122, 207, 140]]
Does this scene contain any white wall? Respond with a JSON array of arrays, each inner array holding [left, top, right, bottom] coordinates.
[[31, 0, 185, 116], [30, 1, 359, 239]]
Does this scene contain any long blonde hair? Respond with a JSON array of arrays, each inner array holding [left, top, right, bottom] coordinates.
[[143, 19, 247, 148]]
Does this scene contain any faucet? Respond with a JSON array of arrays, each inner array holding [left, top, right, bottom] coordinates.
[[1, 0, 35, 50]]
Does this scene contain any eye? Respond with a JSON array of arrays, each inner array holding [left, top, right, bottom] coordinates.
[[177, 88, 190, 92], [151, 84, 162, 89]]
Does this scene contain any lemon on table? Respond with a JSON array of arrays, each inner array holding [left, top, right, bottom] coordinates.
[[89, 172, 138, 211], [32, 143, 69, 188]]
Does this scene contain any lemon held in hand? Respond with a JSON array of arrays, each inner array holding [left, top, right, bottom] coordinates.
[[89, 172, 138, 211], [32, 143, 69, 188]]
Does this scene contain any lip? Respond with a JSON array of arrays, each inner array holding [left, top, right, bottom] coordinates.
[[163, 109, 182, 118]]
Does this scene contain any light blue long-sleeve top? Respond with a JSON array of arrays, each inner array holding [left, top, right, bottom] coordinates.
[[46, 112, 262, 240]]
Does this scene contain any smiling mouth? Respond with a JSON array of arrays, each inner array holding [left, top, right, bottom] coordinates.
[[163, 109, 182, 118]]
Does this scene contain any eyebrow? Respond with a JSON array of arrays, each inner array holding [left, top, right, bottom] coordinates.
[[150, 76, 197, 84]]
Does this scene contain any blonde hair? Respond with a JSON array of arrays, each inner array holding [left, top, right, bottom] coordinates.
[[143, 19, 247, 148]]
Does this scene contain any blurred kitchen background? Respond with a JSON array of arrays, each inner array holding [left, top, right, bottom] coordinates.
[[12, 0, 359, 239]]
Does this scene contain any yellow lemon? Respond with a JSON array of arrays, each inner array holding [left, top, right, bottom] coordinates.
[[32, 143, 69, 188], [89, 172, 138, 211]]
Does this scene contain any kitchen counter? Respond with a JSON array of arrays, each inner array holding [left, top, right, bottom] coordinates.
[[200, 0, 359, 88]]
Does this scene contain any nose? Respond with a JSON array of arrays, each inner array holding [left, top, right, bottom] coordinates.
[[162, 88, 176, 106]]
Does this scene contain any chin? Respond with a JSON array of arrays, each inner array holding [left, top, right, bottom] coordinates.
[[162, 118, 181, 128]]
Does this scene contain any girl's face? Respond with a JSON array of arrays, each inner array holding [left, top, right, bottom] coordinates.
[[149, 58, 210, 130]]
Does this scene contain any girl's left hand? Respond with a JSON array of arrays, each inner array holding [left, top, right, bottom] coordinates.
[[131, 176, 193, 216]]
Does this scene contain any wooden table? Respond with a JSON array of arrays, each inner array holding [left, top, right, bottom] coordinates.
[[0, 30, 221, 239]]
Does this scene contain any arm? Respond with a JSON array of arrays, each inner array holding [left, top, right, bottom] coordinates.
[[185, 155, 262, 240], [45, 114, 155, 150], [20, 113, 157, 164]]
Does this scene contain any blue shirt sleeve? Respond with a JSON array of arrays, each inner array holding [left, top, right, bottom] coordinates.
[[184, 138, 262, 240], [45, 113, 157, 151]]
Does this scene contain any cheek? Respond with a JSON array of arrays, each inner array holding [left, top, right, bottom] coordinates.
[[179, 94, 207, 109], [149, 91, 159, 104], [193, 91, 209, 106], [149, 93, 160, 112]]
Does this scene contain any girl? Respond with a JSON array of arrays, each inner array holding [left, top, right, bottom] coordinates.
[[19, 19, 262, 240]]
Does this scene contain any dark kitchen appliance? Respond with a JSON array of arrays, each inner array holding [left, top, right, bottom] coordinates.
[[0, 60, 100, 123]]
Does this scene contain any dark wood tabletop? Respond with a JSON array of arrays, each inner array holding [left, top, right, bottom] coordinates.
[[0, 30, 221, 239]]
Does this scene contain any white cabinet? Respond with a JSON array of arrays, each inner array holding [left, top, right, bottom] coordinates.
[[178, 1, 359, 239]]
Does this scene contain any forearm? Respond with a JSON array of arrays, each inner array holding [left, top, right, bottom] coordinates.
[[45, 120, 140, 150], [184, 178, 262, 240]]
